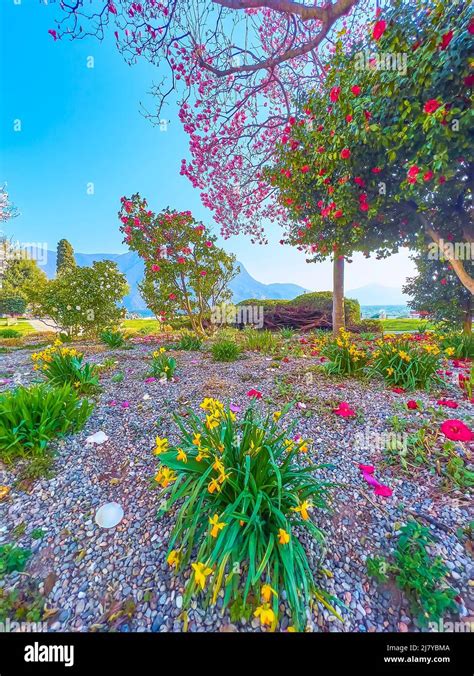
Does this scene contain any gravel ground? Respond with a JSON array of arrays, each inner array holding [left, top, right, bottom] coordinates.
[[0, 342, 472, 633]]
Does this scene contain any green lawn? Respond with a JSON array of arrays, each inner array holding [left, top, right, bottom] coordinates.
[[122, 318, 161, 333], [0, 318, 35, 335], [380, 318, 432, 332]]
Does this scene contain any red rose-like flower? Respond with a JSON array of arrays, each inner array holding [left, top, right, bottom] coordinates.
[[169, 293, 176, 300], [340, 148, 351, 159], [351, 85, 361, 96], [373, 20, 386, 41], [439, 30, 453, 50], [354, 177, 365, 187], [391, 387, 405, 394], [333, 402, 356, 417], [440, 419, 473, 442], [423, 170, 434, 182], [406, 400, 419, 410], [363, 110, 372, 121], [247, 389, 262, 399], [330, 86, 341, 103], [301, 165, 310, 173], [371, 167, 382, 173], [424, 99, 441, 114], [151, 264, 160, 272], [345, 114, 353, 123], [440, 278, 447, 285]]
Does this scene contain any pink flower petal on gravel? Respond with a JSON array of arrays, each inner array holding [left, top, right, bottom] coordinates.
[[374, 484, 393, 497], [358, 464, 375, 474]]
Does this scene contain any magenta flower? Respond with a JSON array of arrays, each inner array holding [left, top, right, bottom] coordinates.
[[333, 402, 356, 417], [247, 389, 262, 399]]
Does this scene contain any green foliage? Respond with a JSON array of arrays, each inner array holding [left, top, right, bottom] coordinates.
[[369, 338, 442, 390], [0, 383, 94, 459], [0, 328, 21, 338], [367, 521, 458, 626], [404, 253, 473, 332], [32, 344, 100, 394], [436, 331, 474, 358], [0, 544, 31, 576], [56, 239, 76, 275], [211, 338, 241, 362], [243, 328, 280, 354], [176, 332, 202, 351], [155, 400, 338, 630], [0, 296, 27, 318], [100, 330, 127, 348], [1, 256, 47, 305], [120, 196, 238, 335], [280, 327, 295, 339], [35, 260, 128, 338], [0, 584, 45, 623], [148, 348, 177, 381]]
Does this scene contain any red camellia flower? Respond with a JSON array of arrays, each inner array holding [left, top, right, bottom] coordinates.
[[391, 387, 405, 394], [169, 293, 176, 300], [423, 170, 434, 182], [373, 20, 387, 41], [439, 30, 453, 50], [469, 18, 474, 35], [371, 167, 382, 173], [424, 99, 441, 114], [333, 401, 356, 417], [345, 114, 353, 123], [440, 419, 473, 442], [200, 270, 207, 276], [465, 74, 474, 87], [247, 389, 262, 399], [440, 278, 447, 285], [354, 176, 365, 187], [151, 264, 160, 272], [406, 400, 419, 410], [301, 165, 310, 173], [340, 148, 351, 159], [363, 110, 372, 121], [330, 86, 341, 102], [351, 85, 361, 96], [437, 399, 458, 409]]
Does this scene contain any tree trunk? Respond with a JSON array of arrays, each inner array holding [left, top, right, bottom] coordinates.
[[332, 256, 345, 336], [424, 222, 474, 294]]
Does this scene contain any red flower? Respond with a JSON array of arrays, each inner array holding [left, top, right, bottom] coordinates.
[[330, 86, 341, 103], [408, 165, 420, 177], [354, 177, 365, 187], [439, 175, 446, 184], [373, 20, 386, 41], [424, 99, 441, 114], [333, 210, 343, 218], [391, 387, 405, 394], [358, 463, 375, 474], [333, 402, 356, 417], [440, 278, 447, 285], [440, 419, 473, 442], [169, 293, 176, 300], [200, 270, 207, 276], [437, 399, 458, 409], [423, 170, 434, 182], [340, 148, 351, 160], [374, 484, 393, 497], [301, 165, 310, 173], [406, 400, 419, 410], [151, 264, 160, 272], [465, 74, 474, 87], [469, 18, 474, 35], [371, 167, 382, 173], [351, 85, 361, 96], [439, 30, 453, 50], [247, 389, 262, 399], [363, 110, 372, 121], [345, 114, 353, 123], [359, 202, 369, 212]]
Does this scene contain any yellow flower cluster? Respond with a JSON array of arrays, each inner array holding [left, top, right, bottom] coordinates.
[[422, 343, 441, 356], [154, 466, 177, 488], [31, 342, 80, 370], [152, 347, 166, 358]]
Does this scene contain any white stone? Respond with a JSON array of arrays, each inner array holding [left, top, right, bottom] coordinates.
[[86, 431, 109, 445], [95, 502, 124, 529]]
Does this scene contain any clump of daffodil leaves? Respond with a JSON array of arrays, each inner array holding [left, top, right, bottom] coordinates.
[[152, 398, 343, 631]]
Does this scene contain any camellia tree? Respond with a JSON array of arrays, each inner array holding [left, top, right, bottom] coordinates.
[[118, 195, 238, 335], [35, 261, 129, 337], [404, 253, 473, 334], [269, 0, 473, 331]]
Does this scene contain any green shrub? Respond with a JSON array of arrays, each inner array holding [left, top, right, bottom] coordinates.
[[437, 331, 474, 358], [177, 332, 202, 351], [369, 337, 442, 391], [211, 339, 240, 362], [350, 319, 383, 334], [243, 328, 279, 354], [0, 384, 94, 459], [280, 327, 296, 339], [367, 521, 458, 626], [0, 329, 21, 339], [154, 399, 339, 630], [0, 544, 31, 577], [100, 330, 127, 348], [148, 348, 177, 381], [31, 343, 100, 394]]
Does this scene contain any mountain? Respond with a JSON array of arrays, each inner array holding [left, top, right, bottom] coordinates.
[[39, 251, 308, 311], [346, 283, 410, 305]]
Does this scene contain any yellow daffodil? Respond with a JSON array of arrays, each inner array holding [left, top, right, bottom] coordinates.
[[254, 604, 275, 627], [205, 414, 220, 430], [0, 485, 10, 501], [167, 550, 180, 568], [273, 411, 282, 423], [261, 584, 277, 603], [154, 467, 177, 488], [209, 514, 226, 538], [298, 441, 309, 454], [386, 367, 394, 376], [192, 433, 202, 447], [291, 500, 312, 521], [192, 562, 213, 590], [445, 347, 455, 357], [153, 436, 168, 455], [176, 448, 188, 463], [284, 439, 295, 452], [208, 478, 221, 494], [196, 449, 209, 462], [278, 528, 290, 545]]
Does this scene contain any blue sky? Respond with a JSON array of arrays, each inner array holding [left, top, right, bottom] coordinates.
[[0, 0, 414, 293]]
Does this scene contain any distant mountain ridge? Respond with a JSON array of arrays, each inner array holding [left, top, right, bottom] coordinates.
[[346, 283, 410, 305], [39, 250, 308, 311]]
